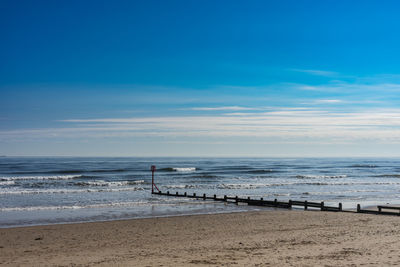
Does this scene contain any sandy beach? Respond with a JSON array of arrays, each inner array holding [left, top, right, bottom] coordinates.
[[1, 210, 400, 266]]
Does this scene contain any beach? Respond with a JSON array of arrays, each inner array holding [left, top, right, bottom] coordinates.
[[1, 210, 400, 266]]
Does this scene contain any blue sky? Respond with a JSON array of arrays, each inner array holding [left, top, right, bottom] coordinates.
[[2, 0, 400, 156]]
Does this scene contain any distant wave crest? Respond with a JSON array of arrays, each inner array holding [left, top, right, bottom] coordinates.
[[159, 167, 196, 172], [374, 174, 400, 178], [349, 164, 377, 168], [295, 175, 347, 179]]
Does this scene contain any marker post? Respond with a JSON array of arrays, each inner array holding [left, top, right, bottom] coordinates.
[[151, 165, 156, 193]]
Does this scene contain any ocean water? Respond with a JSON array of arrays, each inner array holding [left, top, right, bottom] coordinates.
[[1, 157, 400, 227]]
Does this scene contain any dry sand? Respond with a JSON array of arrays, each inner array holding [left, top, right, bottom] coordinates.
[[1, 210, 400, 266]]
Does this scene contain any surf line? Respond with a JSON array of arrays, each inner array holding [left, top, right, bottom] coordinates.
[[150, 165, 400, 216]]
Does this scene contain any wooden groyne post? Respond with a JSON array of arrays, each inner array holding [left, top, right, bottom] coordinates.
[[150, 165, 400, 217]]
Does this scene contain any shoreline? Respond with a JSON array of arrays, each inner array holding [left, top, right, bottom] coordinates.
[[0, 199, 393, 229], [2, 210, 400, 266], [1, 200, 381, 230], [0, 206, 273, 229]]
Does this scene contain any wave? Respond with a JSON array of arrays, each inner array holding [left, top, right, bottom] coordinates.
[[374, 174, 400, 178], [88, 168, 130, 173], [218, 184, 261, 189], [298, 181, 400, 186], [302, 189, 388, 196], [349, 164, 378, 168], [11, 168, 132, 175], [0, 180, 15, 186], [0, 201, 150, 212], [247, 169, 279, 174], [163, 184, 200, 189], [0, 175, 82, 181], [215, 180, 400, 189], [190, 174, 218, 179], [0, 187, 144, 195], [50, 170, 83, 174], [295, 175, 347, 179], [73, 180, 145, 187], [216, 183, 297, 189], [159, 167, 196, 172], [215, 165, 255, 170], [217, 182, 314, 189]]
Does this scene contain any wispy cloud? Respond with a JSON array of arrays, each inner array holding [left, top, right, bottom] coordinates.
[[190, 106, 259, 111], [3, 108, 400, 144], [293, 82, 400, 97], [314, 99, 343, 104], [291, 69, 339, 77]]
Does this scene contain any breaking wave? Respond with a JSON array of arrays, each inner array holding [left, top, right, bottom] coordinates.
[[0, 201, 150, 212], [295, 175, 347, 179], [218, 184, 261, 189], [0, 175, 82, 181], [159, 167, 196, 172], [0, 187, 144, 195], [73, 180, 145, 187], [374, 174, 400, 178], [163, 184, 200, 189], [10, 168, 135, 175], [0, 181, 15, 186]]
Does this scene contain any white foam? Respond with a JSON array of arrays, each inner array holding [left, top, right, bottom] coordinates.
[[0, 200, 202, 212], [217, 182, 298, 189], [216, 180, 400, 189], [164, 184, 199, 189], [75, 180, 145, 187], [218, 183, 262, 189], [0, 175, 82, 181], [0, 181, 15, 186], [0, 187, 144, 195], [0, 201, 150, 212], [296, 175, 347, 179], [173, 167, 196, 172], [274, 193, 291, 196]]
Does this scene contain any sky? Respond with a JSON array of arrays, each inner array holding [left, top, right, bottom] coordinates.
[[2, 0, 400, 157]]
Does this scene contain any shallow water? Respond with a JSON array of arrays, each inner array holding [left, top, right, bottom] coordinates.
[[1, 157, 400, 227]]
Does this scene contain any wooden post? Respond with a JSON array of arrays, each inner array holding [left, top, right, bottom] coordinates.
[[151, 165, 156, 194], [357, 204, 361, 213], [203, 193, 206, 200], [339, 203, 342, 211], [321, 201, 325, 211], [304, 200, 308, 210]]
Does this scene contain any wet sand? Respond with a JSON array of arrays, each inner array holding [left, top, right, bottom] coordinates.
[[1, 210, 400, 266]]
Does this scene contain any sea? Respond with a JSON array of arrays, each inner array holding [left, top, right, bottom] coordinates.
[[1, 157, 400, 228]]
